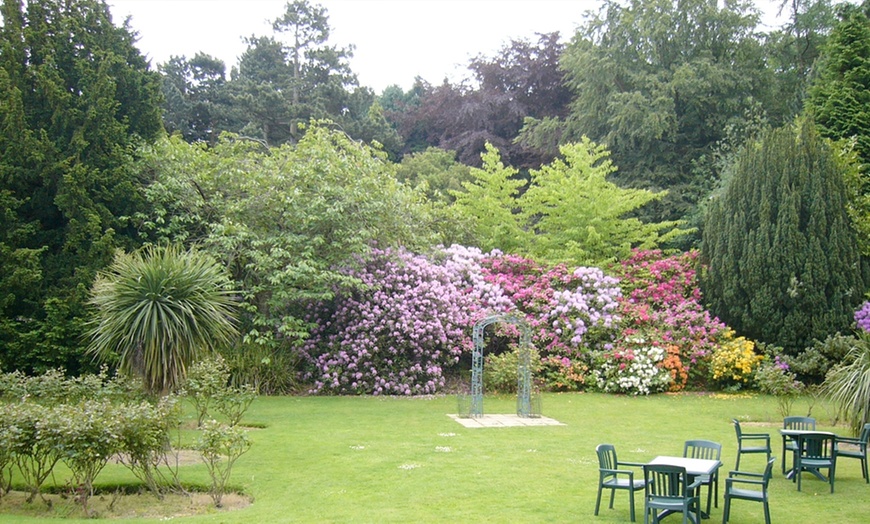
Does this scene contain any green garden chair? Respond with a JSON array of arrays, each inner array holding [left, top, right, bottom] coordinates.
[[782, 416, 816, 474], [683, 439, 722, 516], [794, 432, 836, 493], [642, 463, 702, 524], [595, 444, 646, 522], [722, 456, 775, 524], [835, 423, 870, 483], [732, 419, 771, 470]]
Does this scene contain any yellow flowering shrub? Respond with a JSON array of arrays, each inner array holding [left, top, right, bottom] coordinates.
[[711, 331, 763, 389]]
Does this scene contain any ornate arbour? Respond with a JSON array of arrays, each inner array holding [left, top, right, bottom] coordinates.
[[470, 313, 534, 418]]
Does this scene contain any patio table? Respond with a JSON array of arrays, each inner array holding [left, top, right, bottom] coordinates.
[[647, 456, 722, 521]]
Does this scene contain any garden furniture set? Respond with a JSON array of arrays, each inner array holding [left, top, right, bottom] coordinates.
[[594, 418, 870, 524]]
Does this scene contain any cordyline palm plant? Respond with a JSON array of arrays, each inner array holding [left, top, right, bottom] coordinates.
[[823, 333, 870, 436], [87, 245, 238, 395]]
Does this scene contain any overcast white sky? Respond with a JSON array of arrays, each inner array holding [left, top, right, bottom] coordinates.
[[108, 0, 785, 93]]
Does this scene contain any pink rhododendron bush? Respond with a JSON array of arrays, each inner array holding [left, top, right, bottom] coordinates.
[[302, 246, 729, 395]]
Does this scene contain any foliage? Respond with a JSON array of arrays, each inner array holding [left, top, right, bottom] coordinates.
[[539, 355, 592, 392], [592, 336, 673, 395], [134, 125, 435, 355], [520, 140, 689, 264], [219, 343, 301, 395], [302, 247, 476, 395], [183, 356, 232, 426], [822, 332, 870, 434], [0, 0, 163, 373], [387, 33, 571, 167], [196, 419, 252, 508], [521, 0, 774, 231], [86, 245, 239, 395], [483, 345, 541, 394], [5, 402, 63, 503], [754, 356, 805, 418], [789, 333, 858, 384], [710, 331, 762, 390], [449, 143, 528, 255], [615, 249, 727, 389], [450, 140, 689, 266], [805, 1, 870, 170], [702, 118, 866, 353]]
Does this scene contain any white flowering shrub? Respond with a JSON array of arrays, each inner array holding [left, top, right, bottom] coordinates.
[[593, 338, 672, 395]]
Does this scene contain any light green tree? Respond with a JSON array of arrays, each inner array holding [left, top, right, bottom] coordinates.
[[521, 138, 688, 265], [449, 143, 528, 254], [87, 245, 239, 395]]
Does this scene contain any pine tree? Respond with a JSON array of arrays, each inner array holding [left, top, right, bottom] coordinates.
[[702, 119, 865, 353]]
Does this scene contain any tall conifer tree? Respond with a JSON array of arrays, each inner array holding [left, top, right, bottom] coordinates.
[[702, 119, 865, 353]]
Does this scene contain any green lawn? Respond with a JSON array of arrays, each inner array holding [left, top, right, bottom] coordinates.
[[2, 392, 868, 523]]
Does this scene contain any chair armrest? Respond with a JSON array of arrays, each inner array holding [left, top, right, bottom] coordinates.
[[602, 468, 638, 477], [726, 477, 764, 488], [728, 470, 764, 479], [618, 460, 646, 468], [740, 434, 771, 442], [688, 478, 704, 490], [836, 437, 862, 445]]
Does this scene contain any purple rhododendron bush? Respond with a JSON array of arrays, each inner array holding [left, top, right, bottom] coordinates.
[[302, 245, 728, 395]]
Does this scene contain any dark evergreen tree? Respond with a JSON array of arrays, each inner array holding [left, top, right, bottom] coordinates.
[[701, 119, 865, 353], [0, 0, 162, 373], [805, 0, 870, 167]]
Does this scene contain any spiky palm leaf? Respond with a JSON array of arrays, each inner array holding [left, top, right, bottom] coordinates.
[[823, 335, 870, 435], [87, 245, 238, 394]]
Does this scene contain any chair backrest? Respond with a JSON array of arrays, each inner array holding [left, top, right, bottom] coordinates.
[[784, 416, 816, 431], [596, 444, 618, 476], [644, 464, 689, 498], [859, 424, 870, 446], [684, 439, 722, 461], [800, 432, 835, 460], [732, 419, 746, 438], [760, 456, 776, 490]]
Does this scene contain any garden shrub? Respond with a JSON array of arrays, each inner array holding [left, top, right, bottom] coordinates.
[[615, 249, 726, 390], [483, 346, 542, 394], [711, 331, 763, 389], [302, 247, 477, 395], [593, 336, 673, 395], [197, 419, 251, 508], [480, 254, 622, 383], [540, 355, 592, 391], [856, 301, 870, 332], [221, 342, 301, 395], [754, 356, 804, 417], [789, 333, 856, 384]]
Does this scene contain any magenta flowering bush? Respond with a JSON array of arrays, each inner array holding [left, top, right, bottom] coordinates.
[[302, 247, 477, 395], [855, 301, 870, 332], [615, 249, 726, 390]]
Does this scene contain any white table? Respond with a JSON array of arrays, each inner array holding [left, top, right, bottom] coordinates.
[[647, 456, 722, 521]]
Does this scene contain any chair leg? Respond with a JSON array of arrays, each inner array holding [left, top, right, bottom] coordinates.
[[629, 488, 636, 523], [763, 500, 771, 524], [594, 486, 603, 516], [722, 495, 730, 524], [706, 482, 713, 516], [735, 452, 741, 471], [609, 488, 615, 509], [862, 456, 868, 483]]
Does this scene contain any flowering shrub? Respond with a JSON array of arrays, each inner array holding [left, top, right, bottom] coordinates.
[[616, 249, 726, 388], [540, 355, 592, 391], [482, 255, 622, 359], [754, 356, 804, 417], [302, 247, 476, 395], [711, 331, 763, 389], [856, 301, 870, 332], [593, 337, 673, 395]]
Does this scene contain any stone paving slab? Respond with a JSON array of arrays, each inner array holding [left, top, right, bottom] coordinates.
[[448, 414, 565, 428]]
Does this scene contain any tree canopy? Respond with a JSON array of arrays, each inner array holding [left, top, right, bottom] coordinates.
[[0, 0, 163, 373]]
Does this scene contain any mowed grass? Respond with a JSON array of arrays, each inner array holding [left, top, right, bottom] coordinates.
[[2, 392, 868, 523]]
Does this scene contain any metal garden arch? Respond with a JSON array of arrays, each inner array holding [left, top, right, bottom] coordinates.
[[470, 313, 534, 418]]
